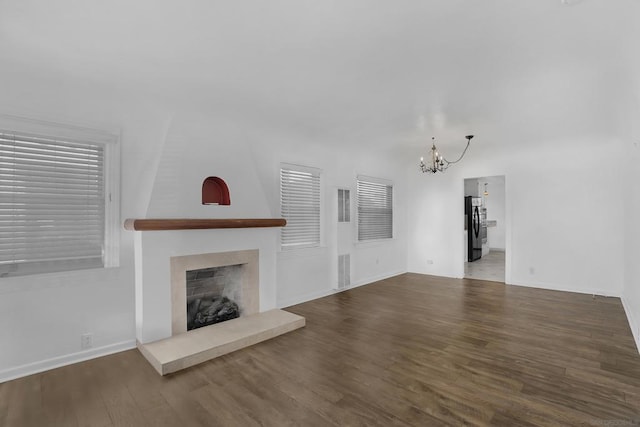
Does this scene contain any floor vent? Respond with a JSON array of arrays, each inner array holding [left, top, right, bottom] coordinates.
[[337, 254, 350, 289]]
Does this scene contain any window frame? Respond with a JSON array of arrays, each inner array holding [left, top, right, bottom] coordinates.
[[279, 163, 322, 251], [0, 115, 120, 278], [356, 175, 394, 242]]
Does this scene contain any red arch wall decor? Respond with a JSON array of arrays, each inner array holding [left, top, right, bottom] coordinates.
[[202, 177, 231, 205]]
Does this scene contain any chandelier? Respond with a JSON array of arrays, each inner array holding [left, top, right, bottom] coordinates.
[[419, 135, 474, 174]]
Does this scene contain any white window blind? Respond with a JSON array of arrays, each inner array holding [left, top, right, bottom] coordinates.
[[280, 165, 321, 250], [357, 177, 393, 241], [0, 130, 106, 277]]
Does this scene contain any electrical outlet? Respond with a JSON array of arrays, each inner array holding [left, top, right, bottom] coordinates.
[[426, 259, 434, 265], [375, 258, 379, 265], [81, 333, 93, 350], [529, 267, 535, 275]]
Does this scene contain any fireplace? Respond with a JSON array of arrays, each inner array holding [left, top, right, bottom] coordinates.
[[170, 249, 259, 336], [186, 265, 242, 330], [131, 229, 304, 375]]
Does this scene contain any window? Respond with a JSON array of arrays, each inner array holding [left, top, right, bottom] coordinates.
[[280, 164, 321, 250], [357, 176, 393, 241], [0, 123, 118, 277], [338, 188, 350, 223]]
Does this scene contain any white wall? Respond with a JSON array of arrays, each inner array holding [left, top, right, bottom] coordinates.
[[249, 139, 408, 307], [0, 80, 409, 381], [622, 76, 640, 352], [408, 138, 626, 297], [0, 73, 169, 381], [623, 136, 640, 350]]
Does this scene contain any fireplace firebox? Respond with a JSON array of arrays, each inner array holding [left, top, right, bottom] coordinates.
[[170, 249, 259, 336], [186, 265, 242, 330]]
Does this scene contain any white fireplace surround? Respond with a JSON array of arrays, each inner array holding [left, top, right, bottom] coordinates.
[[170, 249, 259, 335], [132, 227, 304, 375]]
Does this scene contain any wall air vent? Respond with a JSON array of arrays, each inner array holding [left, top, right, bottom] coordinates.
[[337, 254, 351, 290]]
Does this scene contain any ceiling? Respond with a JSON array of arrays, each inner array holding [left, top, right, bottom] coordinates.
[[1, 0, 638, 150]]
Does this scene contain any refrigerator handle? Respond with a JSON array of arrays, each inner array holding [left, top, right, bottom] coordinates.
[[474, 207, 480, 237]]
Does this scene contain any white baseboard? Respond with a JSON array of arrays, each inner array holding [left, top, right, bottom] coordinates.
[[277, 288, 338, 309], [350, 270, 407, 289], [277, 270, 406, 309], [407, 267, 462, 280], [0, 340, 136, 384], [622, 297, 640, 355], [506, 279, 621, 298]]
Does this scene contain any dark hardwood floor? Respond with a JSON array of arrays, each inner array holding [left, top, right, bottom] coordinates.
[[2, 273, 640, 426]]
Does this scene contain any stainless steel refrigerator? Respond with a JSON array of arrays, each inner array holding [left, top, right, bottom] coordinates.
[[465, 196, 484, 262]]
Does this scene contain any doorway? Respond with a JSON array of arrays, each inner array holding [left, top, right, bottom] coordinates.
[[463, 175, 506, 282]]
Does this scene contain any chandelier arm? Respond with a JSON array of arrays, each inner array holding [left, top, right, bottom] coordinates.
[[441, 139, 471, 165]]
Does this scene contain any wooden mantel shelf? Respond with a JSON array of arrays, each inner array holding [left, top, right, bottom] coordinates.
[[124, 218, 286, 231]]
